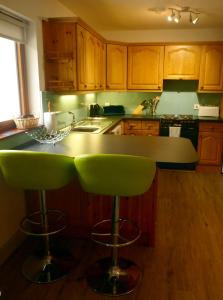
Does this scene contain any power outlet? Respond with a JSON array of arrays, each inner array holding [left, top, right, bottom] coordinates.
[[194, 104, 200, 110]]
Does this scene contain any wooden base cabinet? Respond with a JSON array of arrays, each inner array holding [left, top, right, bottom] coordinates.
[[197, 122, 223, 173], [124, 120, 160, 136]]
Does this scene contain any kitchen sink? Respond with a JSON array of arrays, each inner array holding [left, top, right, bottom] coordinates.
[[72, 126, 100, 132], [71, 117, 113, 133]]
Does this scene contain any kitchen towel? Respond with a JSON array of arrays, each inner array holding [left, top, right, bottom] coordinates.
[[169, 126, 181, 137]]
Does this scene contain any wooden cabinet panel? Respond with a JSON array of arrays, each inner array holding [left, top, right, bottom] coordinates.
[[42, 21, 76, 91], [124, 120, 142, 130], [199, 45, 223, 91], [124, 120, 160, 136], [26, 174, 158, 247], [95, 38, 105, 90], [106, 44, 127, 89], [77, 24, 105, 91], [197, 122, 223, 172], [164, 45, 201, 79], [128, 46, 164, 90]]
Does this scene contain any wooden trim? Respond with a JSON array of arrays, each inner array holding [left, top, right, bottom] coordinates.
[[16, 44, 29, 115], [0, 120, 16, 133]]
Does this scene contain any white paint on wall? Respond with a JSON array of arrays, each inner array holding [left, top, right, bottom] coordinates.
[[100, 28, 223, 43]]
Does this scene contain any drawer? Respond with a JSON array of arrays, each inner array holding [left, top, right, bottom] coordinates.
[[199, 122, 223, 133], [141, 120, 160, 131], [124, 120, 142, 130]]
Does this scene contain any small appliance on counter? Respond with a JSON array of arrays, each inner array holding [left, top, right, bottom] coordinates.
[[89, 104, 103, 117], [198, 105, 219, 117], [43, 111, 73, 132], [103, 105, 125, 116]]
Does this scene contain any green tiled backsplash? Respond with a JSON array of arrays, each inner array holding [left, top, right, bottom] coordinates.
[[1, 82, 222, 150], [42, 81, 222, 119]]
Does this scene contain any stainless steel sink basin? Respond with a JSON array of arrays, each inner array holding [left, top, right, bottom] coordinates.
[[71, 117, 113, 133], [72, 126, 100, 132]]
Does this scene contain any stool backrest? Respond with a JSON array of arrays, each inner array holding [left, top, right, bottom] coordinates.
[[75, 154, 156, 197], [0, 150, 75, 190]]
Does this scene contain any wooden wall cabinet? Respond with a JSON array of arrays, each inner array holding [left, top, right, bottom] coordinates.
[[197, 122, 223, 173], [198, 45, 223, 92], [106, 44, 127, 90], [77, 24, 105, 91], [128, 46, 164, 90], [42, 20, 77, 91], [164, 45, 201, 80], [124, 119, 160, 136]]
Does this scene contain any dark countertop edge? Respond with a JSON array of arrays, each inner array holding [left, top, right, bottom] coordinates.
[[99, 114, 223, 122]]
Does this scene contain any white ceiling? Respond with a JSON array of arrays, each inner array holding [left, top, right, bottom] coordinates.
[[58, 0, 223, 31]]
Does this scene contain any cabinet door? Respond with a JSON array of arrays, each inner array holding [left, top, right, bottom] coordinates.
[[42, 21, 76, 91], [77, 25, 96, 90], [106, 44, 127, 89], [199, 45, 223, 91], [198, 132, 223, 165], [43, 21, 75, 57], [95, 38, 105, 90], [164, 45, 201, 79], [128, 46, 164, 90]]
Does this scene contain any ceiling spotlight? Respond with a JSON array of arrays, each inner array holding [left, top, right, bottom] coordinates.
[[167, 7, 200, 25], [167, 9, 175, 22], [192, 14, 199, 24], [174, 13, 181, 23]]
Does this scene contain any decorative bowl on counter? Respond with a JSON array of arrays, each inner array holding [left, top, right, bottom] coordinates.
[[26, 126, 71, 145]]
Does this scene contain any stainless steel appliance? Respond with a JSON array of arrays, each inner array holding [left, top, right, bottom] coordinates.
[[159, 114, 198, 170]]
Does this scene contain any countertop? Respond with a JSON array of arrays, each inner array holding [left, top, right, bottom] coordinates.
[[16, 133, 198, 164]]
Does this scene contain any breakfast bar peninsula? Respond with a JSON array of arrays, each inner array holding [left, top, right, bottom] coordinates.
[[17, 133, 198, 246]]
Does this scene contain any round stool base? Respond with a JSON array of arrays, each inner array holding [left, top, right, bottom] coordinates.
[[86, 257, 141, 296], [22, 255, 71, 283]]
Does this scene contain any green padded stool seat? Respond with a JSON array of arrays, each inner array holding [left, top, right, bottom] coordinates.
[[0, 150, 75, 283], [75, 153, 156, 296]]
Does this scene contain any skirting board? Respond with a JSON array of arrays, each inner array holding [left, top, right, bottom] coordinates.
[[0, 230, 25, 266]]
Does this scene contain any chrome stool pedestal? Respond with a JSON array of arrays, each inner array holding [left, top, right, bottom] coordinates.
[[21, 190, 71, 283], [87, 196, 141, 295]]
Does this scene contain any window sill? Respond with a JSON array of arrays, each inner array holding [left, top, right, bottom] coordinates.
[[0, 128, 26, 140]]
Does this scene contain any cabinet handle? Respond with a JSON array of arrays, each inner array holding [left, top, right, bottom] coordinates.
[[106, 85, 110, 88], [84, 84, 87, 88]]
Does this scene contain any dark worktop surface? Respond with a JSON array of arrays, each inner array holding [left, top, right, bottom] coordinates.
[[16, 133, 198, 164]]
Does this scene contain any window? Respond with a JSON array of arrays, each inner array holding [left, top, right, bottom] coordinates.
[[0, 8, 28, 132], [0, 37, 21, 122]]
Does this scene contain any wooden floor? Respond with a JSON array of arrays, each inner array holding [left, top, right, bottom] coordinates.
[[1, 169, 223, 300]]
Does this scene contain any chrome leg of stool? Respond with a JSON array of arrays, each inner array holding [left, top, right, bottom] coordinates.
[[22, 190, 70, 283], [86, 196, 141, 296]]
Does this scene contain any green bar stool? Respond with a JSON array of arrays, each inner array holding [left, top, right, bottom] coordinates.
[[0, 150, 75, 283], [75, 153, 156, 296]]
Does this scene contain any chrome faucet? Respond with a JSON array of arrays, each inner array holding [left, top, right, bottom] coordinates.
[[68, 111, 76, 129]]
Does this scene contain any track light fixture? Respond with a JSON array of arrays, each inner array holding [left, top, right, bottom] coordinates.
[[167, 7, 200, 24]]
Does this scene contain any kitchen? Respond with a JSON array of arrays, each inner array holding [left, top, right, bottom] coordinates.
[[1, 0, 223, 299]]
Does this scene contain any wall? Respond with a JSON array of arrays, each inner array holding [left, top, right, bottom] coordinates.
[[100, 28, 223, 43], [0, 0, 75, 264], [42, 82, 222, 117]]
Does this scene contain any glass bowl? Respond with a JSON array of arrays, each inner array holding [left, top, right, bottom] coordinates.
[[26, 126, 71, 145]]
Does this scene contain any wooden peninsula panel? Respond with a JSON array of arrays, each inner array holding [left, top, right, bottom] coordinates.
[[26, 173, 158, 247]]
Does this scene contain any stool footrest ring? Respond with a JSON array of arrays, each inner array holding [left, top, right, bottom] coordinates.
[[91, 218, 141, 247], [20, 209, 66, 236]]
